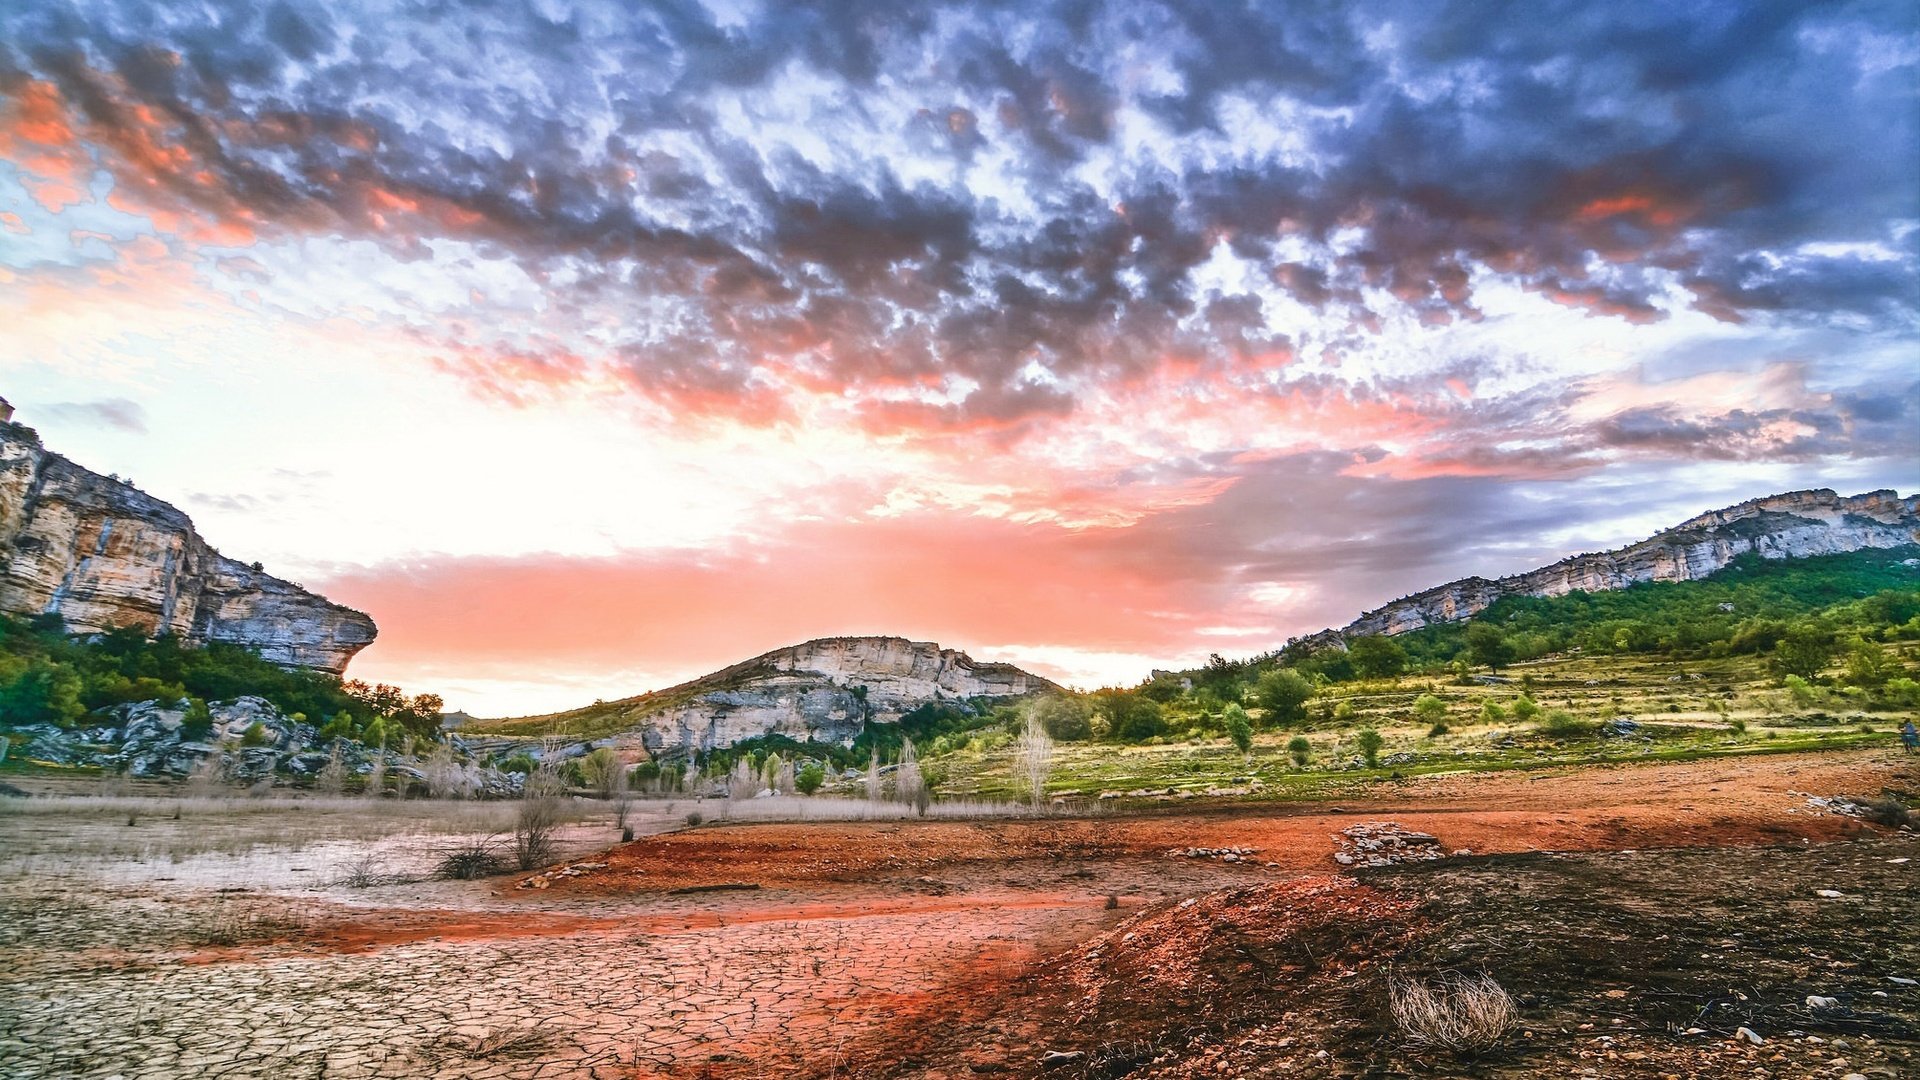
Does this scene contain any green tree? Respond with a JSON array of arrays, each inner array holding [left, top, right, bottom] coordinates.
[[1354, 728, 1384, 767], [1223, 704, 1253, 754], [1031, 695, 1094, 741], [1842, 637, 1894, 689], [1347, 635, 1407, 679], [1255, 668, 1315, 726], [795, 762, 826, 795], [1511, 695, 1541, 722], [1466, 622, 1515, 671], [1097, 693, 1165, 742], [1286, 735, 1312, 767], [1412, 693, 1447, 727], [1480, 700, 1506, 725], [1771, 624, 1835, 681]]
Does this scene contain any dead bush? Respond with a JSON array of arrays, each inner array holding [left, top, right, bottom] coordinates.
[[434, 838, 505, 879], [515, 768, 565, 870], [1388, 971, 1519, 1053], [1863, 796, 1912, 828]]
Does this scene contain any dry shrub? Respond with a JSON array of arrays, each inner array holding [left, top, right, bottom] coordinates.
[[412, 1024, 556, 1063], [434, 838, 505, 879], [515, 768, 565, 870], [1388, 972, 1518, 1053]]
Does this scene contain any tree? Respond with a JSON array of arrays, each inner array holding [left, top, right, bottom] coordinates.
[[1771, 624, 1835, 681], [1286, 735, 1312, 767], [1842, 637, 1894, 689], [1031, 695, 1093, 741], [1223, 704, 1253, 754], [1354, 728, 1384, 768], [796, 762, 826, 795], [1510, 695, 1540, 722], [1098, 693, 1165, 742], [1347, 635, 1407, 679], [1255, 668, 1315, 726], [1412, 693, 1447, 727], [1480, 700, 1506, 725], [1015, 713, 1053, 807]]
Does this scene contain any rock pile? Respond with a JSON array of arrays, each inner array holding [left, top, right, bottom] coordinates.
[[1332, 821, 1464, 867], [1166, 845, 1260, 863]]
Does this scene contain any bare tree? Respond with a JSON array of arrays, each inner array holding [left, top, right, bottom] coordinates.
[[863, 750, 883, 802], [424, 741, 461, 799], [894, 737, 925, 811], [1016, 712, 1053, 808], [363, 752, 387, 800], [515, 766, 566, 870], [186, 751, 228, 798], [316, 742, 348, 796], [611, 759, 633, 831]]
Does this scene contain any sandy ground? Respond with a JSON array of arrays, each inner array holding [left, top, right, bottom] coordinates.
[[0, 748, 1913, 1079]]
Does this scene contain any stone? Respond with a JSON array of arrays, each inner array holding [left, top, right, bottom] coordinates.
[[1736, 1027, 1765, 1046], [1293, 489, 1920, 647], [0, 421, 375, 673], [1039, 1050, 1085, 1067]]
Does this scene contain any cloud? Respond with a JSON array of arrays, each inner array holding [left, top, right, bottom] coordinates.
[[40, 396, 147, 432], [0, 0, 1910, 432]]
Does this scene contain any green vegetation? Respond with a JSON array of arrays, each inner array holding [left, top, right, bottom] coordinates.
[[0, 614, 443, 743]]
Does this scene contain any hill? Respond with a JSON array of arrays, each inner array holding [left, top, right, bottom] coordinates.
[[1296, 488, 1917, 650], [467, 636, 1062, 754]]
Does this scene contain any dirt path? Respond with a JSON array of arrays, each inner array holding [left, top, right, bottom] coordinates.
[[0, 748, 1910, 1079]]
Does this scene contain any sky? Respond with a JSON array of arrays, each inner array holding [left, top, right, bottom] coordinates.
[[1, 1, 1916, 716]]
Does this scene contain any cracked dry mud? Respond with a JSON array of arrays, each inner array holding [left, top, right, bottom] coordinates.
[[0, 748, 1913, 1079]]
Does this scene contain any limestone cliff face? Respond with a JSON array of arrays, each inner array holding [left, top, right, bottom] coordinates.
[[507, 636, 1061, 756], [1309, 488, 1920, 646], [0, 421, 376, 673]]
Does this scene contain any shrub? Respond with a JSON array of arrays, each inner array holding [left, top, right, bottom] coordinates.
[[1863, 797, 1912, 828], [514, 769, 565, 870], [684, 810, 703, 827], [180, 698, 214, 741], [795, 762, 826, 795], [1427, 722, 1450, 738], [1480, 701, 1506, 725], [1223, 704, 1253, 754], [1510, 695, 1540, 722], [1388, 972, 1519, 1053], [435, 839, 504, 879], [1332, 700, 1357, 724], [1540, 710, 1588, 738], [1727, 717, 1747, 735], [1286, 735, 1311, 767], [1354, 728, 1383, 767], [1255, 668, 1315, 726], [240, 721, 271, 747]]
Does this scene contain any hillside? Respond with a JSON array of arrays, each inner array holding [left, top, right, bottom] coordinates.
[[1297, 488, 1918, 649], [0, 420, 375, 673], [469, 636, 1061, 753]]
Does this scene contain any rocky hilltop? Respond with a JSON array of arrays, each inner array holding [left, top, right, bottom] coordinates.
[[474, 636, 1062, 757], [0, 420, 376, 673], [1304, 488, 1919, 647]]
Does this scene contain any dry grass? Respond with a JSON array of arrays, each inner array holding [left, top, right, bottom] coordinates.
[[1387, 972, 1519, 1053], [411, 1024, 559, 1063]]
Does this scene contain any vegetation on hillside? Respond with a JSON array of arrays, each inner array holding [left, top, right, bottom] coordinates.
[[0, 614, 444, 746]]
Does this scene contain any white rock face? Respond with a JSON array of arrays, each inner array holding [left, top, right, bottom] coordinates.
[[0, 422, 376, 673], [597, 636, 1061, 756], [1307, 488, 1919, 645]]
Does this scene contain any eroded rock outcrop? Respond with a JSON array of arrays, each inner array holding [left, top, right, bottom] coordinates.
[[497, 636, 1062, 757], [1306, 488, 1920, 646], [0, 421, 375, 673]]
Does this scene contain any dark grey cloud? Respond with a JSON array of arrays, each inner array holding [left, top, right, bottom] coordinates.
[[3, 0, 1915, 435]]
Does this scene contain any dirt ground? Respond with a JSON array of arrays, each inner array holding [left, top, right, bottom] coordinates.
[[0, 749, 1914, 1079]]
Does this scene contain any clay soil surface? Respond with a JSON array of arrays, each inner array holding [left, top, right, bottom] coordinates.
[[1, 749, 1914, 1079]]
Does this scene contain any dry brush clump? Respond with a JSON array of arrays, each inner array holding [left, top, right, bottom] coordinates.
[[1387, 971, 1519, 1053], [434, 837, 506, 879], [515, 767, 566, 870]]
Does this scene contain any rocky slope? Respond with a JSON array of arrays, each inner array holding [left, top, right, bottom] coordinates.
[[474, 636, 1062, 756], [1302, 488, 1920, 647], [0, 420, 375, 673]]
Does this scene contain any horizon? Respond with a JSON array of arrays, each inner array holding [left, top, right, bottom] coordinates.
[[3, 1, 1917, 714]]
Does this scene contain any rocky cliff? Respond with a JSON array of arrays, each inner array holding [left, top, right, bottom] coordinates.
[[0, 421, 376, 673], [475, 636, 1062, 756], [1304, 488, 1920, 647]]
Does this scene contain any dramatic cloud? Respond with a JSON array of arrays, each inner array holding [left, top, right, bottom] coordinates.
[[2, 1, 1914, 711]]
